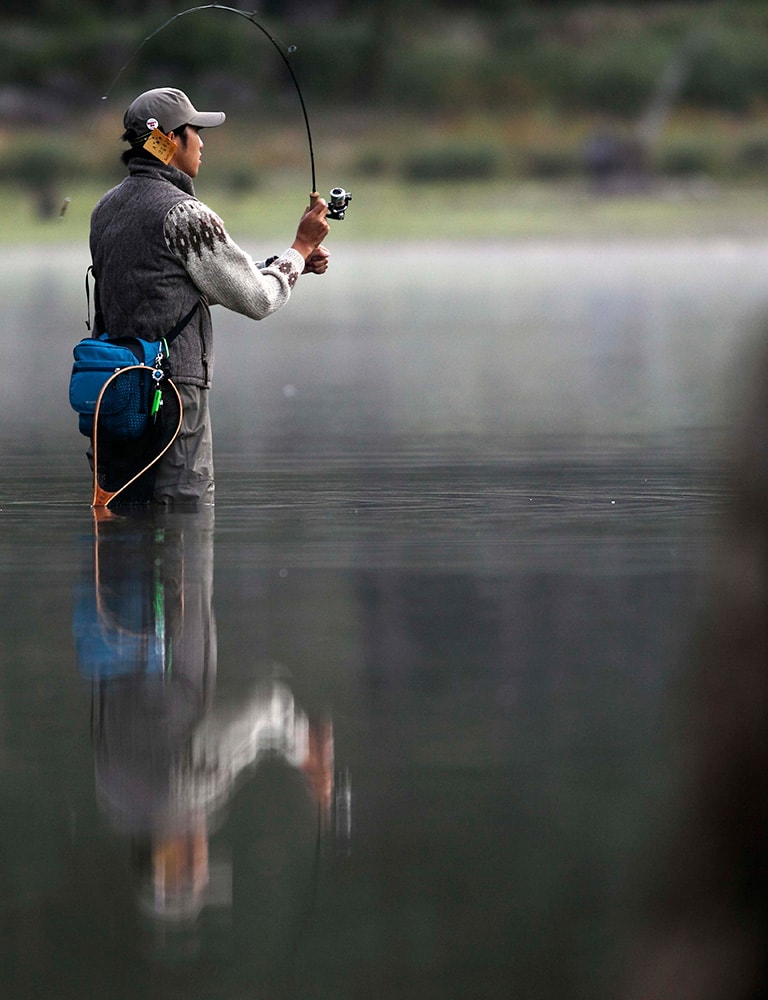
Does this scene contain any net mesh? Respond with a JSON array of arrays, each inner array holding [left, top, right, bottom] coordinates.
[[99, 368, 157, 440], [94, 373, 182, 503]]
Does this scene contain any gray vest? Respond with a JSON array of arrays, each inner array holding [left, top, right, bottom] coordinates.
[[89, 160, 213, 387]]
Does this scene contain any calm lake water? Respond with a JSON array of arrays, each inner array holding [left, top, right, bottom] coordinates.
[[0, 238, 764, 998]]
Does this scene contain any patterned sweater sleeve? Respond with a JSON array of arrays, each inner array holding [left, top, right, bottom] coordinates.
[[164, 199, 304, 320]]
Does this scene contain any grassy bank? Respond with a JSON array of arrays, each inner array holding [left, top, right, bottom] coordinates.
[[6, 174, 768, 247], [4, 104, 768, 245]]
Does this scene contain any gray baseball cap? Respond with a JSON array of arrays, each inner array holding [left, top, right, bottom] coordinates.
[[124, 88, 226, 137]]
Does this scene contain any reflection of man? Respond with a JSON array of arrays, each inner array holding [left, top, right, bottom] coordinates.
[[74, 508, 216, 920], [73, 509, 339, 925], [128, 676, 323, 923]]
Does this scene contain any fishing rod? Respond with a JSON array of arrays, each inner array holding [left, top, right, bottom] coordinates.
[[63, 4, 351, 219]]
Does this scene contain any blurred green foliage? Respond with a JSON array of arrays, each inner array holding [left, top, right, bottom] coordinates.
[[3, 2, 768, 117], [401, 144, 501, 182]]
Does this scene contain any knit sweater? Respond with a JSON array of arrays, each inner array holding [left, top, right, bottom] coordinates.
[[89, 159, 304, 387]]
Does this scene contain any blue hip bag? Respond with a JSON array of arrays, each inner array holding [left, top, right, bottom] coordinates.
[[69, 273, 201, 438], [69, 334, 169, 438]]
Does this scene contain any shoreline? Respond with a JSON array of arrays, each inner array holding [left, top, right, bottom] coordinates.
[[5, 178, 768, 247]]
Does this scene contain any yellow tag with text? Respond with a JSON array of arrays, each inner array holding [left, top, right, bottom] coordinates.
[[143, 128, 177, 165]]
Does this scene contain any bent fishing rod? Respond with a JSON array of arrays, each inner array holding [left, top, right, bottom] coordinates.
[[62, 4, 351, 220]]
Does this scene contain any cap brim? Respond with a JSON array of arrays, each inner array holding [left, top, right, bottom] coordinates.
[[188, 111, 226, 128]]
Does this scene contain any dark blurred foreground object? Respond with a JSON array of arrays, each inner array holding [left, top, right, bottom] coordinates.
[[623, 335, 768, 999]]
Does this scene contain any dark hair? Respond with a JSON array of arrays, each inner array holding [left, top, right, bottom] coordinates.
[[120, 124, 190, 165]]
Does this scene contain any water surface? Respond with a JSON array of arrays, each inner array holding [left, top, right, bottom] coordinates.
[[0, 239, 752, 998]]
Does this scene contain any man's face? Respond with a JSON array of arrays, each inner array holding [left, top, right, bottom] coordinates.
[[170, 125, 204, 178]]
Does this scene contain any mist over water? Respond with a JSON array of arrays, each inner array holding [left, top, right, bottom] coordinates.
[[5, 238, 768, 461], [0, 237, 762, 997]]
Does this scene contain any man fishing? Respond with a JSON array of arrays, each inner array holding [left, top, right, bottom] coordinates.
[[88, 86, 330, 505]]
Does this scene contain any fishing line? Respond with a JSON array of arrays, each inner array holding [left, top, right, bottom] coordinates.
[[62, 3, 348, 217], [102, 4, 317, 194]]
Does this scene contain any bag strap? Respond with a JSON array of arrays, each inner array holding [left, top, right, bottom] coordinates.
[[85, 265, 95, 331], [165, 297, 202, 346]]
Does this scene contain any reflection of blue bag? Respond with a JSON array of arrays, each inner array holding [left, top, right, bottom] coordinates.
[[72, 581, 166, 679], [69, 334, 167, 438], [73, 517, 168, 680]]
